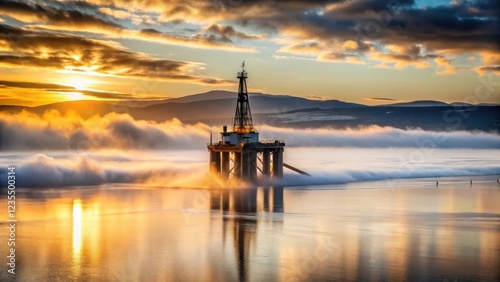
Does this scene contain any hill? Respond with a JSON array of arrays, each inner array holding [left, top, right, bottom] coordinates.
[[1, 91, 498, 132]]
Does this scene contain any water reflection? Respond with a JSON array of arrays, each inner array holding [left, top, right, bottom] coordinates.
[[209, 186, 284, 213], [2, 184, 498, 281], [210, 187, 284, 281], [72, 199, 82, 257], [229, 217, 256, 282], [72, 199, 83, 278]]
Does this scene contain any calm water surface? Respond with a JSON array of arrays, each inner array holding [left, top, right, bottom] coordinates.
[[1, 177, 499, 281]]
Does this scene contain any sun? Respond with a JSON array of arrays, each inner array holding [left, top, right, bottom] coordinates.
[[60, 77, 95, 101], [65, 77, 92, 90], [65, 91, 85, 100]]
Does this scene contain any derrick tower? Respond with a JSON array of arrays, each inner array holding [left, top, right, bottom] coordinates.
[[233, 61, 255, 134]]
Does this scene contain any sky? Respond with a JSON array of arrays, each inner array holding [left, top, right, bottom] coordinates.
[[0, 0, 498, 106]]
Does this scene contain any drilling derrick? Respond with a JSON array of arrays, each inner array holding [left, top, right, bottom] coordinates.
[[233, 62, 255, 134]]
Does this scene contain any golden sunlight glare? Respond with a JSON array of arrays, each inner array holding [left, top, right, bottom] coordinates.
[[66, 77, 91, 90], [66, 92, 85, 100], [61, 77, 95, 100]]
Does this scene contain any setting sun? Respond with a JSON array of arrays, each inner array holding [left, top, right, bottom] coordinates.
[[65, 91, 85, 100], [65, 77, 92, 90]]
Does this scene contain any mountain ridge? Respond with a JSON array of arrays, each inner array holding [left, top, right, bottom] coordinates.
[[0, 90, 498, 132]]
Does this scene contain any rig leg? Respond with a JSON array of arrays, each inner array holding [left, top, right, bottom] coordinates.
[[221, 152, 230, 178], [273, 148, 284, 178], [210, 151, 221, 174], [250, 149, 257, 182], [242, 149, 251, 181], [262, 149, 271, 176], [234, 152, 242, 178]]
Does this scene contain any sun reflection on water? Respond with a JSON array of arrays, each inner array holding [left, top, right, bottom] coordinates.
[[72, 199, 83, 261]]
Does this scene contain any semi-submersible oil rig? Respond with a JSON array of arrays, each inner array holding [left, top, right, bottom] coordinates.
[[207, 62, 308, 183]]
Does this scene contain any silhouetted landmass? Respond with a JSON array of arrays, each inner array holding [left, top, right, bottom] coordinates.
[[1, 91, 498, 132], [256, 106, 499, 132]]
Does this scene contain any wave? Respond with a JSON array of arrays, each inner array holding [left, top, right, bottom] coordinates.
[[0, 152, 498, 188], [279, 166, 500, 187]]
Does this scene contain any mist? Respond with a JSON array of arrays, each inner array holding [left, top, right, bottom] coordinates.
[[0, 149, 498, 188], [1, 110, 499, 151], [0, 151, 209, 188], [1, 110, 499, 188]]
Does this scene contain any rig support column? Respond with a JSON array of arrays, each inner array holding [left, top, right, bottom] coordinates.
[[241, 148, 257, 182], [221, 152, 230, 178], [210, 151, 221, 174], [273, 148, 283, 178], [250, 149, 257, 182], [233, 152, 242, 178], [262, 149, 271, 176], [241, 149, 250, 181]]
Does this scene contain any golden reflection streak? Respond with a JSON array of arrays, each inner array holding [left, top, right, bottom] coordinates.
[[72, 199, 83, 260]]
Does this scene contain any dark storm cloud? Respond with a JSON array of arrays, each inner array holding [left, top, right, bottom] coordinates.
[[0, 24, 232, 85]]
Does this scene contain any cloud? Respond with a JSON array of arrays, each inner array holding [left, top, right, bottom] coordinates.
[[203, 24, 266, 41], [258, 125, 500, 149], [132, 28, 256, 52], [0, 0, 122, 31], [277, 39, 372, 64], [1, 109, 499, 188], [1, 0, 497, 72], [364, 97, 397, 102], [0, 79, 169, 100], [0, 80, 73, 90], [252, 0, 498, 71], [0, 152, 211, 188], [0, 110, 213, 151], [98, 7, 157, 25], [474, 65, 500, 75], [0, 24, 232, 85], [0, 146, 499, 188], [1, 110, 499, 152], [0, 0, 256, 52]]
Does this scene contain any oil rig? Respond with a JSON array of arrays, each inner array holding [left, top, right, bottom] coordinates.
[[207, 62, 308, 183]]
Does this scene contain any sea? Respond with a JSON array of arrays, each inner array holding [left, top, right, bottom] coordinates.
[[0, 147, 499, 281]]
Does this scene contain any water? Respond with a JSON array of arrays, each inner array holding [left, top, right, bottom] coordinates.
[[0, 148, 499, 281]]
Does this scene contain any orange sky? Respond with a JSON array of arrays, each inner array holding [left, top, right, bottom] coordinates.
[[0, 0, 498, 106]]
